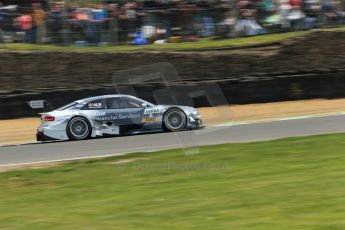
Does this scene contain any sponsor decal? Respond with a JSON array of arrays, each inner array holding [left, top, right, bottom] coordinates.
[[142, 117, 159, 122], [94, 114, 141, 121], [94, 112, 106, 116], [144, 108, 160, 115], [88, 102, 102, 109]]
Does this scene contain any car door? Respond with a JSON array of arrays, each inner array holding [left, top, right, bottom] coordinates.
[[105, 96, 145, 125], [80, 98, 122, 136], [80, 98, 108, 122]]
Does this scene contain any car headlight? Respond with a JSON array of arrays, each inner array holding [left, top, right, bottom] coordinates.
[[191, 110, 200, 118]]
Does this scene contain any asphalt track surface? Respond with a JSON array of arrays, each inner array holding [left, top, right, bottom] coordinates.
[[1, 114, 345, 167]]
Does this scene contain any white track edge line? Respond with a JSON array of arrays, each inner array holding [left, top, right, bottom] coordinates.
[[215, 111, 345, 127]]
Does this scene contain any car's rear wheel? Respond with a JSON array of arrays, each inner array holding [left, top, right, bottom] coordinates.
[[67, 117, 91, 140], [163, 108, 187, 131]]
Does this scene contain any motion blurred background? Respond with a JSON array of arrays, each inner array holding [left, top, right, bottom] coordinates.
[[0, 0, 344, 44], [0, 0, 345, 119], [1, 2, 345, 229]]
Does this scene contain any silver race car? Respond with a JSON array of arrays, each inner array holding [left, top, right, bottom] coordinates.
[[31, 94, 203, 141]]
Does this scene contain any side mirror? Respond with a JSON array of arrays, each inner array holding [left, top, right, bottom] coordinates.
[[142, 103, 148, 108], [27, 100, 45, 109]]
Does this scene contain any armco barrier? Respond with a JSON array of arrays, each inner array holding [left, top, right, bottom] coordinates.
[[1, 70, 345, 119]]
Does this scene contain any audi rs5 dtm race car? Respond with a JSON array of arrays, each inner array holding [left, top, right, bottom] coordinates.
[[30, 94, 203, 141]]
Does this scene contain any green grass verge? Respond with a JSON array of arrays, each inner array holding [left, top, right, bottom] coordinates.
[[1, 133, 345, 229], [0, 31, 310, 52]]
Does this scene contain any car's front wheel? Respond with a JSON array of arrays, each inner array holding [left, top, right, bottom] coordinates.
[[163, 108, 187, 132], [67, 117, 91, 140]]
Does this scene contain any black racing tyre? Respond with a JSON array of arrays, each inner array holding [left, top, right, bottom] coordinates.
[[67, 117, 91, 140], [163, 108, 187, 132]]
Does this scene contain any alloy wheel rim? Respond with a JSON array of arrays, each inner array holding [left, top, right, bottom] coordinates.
[[70, 119, 89, 138], [166, 111, 185, 130]]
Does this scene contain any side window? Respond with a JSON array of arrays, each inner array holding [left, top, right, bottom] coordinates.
[[82, 99, 107, 110], [106, 98, 122, 109], [120, 97, 142, 108], [106, 97, 142, 109]]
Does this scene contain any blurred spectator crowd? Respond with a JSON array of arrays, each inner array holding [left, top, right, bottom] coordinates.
[[0, 0, 344, 45]]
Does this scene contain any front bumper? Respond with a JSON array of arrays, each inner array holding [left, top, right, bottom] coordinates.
[[188, 117, 204, 129], [36, 131, 59, 142]]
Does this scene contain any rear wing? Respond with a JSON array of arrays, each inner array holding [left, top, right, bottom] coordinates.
[[27, 100, 53, 112], [27, 100, 45, 109]]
